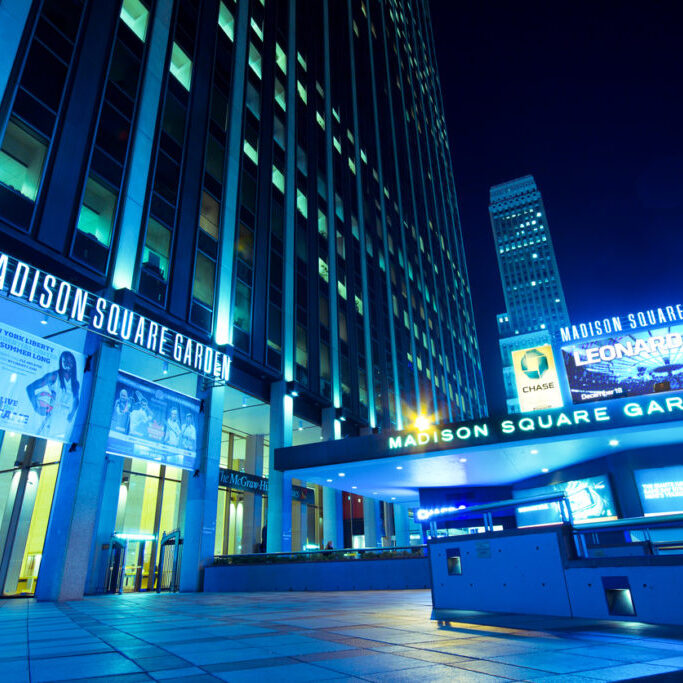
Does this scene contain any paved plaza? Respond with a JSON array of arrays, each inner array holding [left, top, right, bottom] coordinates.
[[2, 590, 683, 682]]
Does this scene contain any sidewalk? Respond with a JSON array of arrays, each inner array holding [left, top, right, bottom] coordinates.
[[2, 590, 683, 682]]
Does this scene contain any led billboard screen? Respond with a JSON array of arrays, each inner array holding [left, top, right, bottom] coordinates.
[[515, 476, 617, 527], [635, 465, 683, 516], [562, 324, 683, 404]]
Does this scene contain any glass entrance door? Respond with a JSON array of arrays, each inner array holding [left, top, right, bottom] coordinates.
[[0, 432, 62, 596]]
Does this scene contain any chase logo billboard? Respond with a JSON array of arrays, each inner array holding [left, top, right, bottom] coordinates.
[[562, 324, 683, 404], [511, 344, 564, 412]]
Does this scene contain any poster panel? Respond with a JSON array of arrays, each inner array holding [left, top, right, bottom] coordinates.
[[0, 321, 84, 442], [511, 344, 564, 412], [562, 324, 683, 404], [107, 371, 200, 470]]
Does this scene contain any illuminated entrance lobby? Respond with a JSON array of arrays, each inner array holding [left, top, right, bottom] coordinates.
[[271, 390, 683, 626]]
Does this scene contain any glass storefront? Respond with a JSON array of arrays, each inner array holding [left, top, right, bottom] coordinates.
[[112, 458, 183, 592], [0, 432, 62, 596]]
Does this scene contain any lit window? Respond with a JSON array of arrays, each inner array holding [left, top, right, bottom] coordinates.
[[142, 219, 171, 280], [297, 80, 307, 103], [275, 43, 287, 73], [296, 189, 307, 218], [248, 43, 262, 79], [170, 43, 192, 90], [250, 17, 263, 40], [274, 78, 286, 110], [243, 139, 258, 165], [76, 176, 116, 247], [0, 119, 46, 201], [272, 165, 285, 193], [120, 0, 149, 41], [297, 51, 307, 70], [218, 2, 234, 40], [199, 191, 220, 238], [193, 252, 215, 307]]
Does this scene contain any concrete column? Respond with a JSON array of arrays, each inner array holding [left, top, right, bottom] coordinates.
[[112, 0, 174, 290], [85, 455, 124, 594], [266, 381, 292, 552], [35, 339, 121, 601], [178, 381, 224, 591], [0, 0, 32, 129], [241, 435, 264, 553], [363, 498, 382, 548], [394, 503, 411, 547]]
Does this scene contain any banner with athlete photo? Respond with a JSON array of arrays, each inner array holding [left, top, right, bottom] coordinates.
[[107, 371, 200, 470], [0, 321, 84, 442]]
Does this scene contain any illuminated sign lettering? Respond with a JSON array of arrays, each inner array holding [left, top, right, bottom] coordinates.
[[560, 303, 683, 342], [0, 252, 230, 381], [387, 393, 683, 453]]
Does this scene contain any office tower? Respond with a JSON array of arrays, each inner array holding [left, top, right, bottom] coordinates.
[[489, 176, 570, 412], [0, 0, 484, 599]]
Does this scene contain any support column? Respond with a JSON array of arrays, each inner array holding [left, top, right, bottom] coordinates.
[[112, 0, 174, 290], [394, 503, 411, 547], [85, 455, 124, 594], [35, 339, 121, 601], [266, 381, 292, 552], [362, 498, 381, 548], [321, 406, 343, 549], [241, 435, 264, 553], [178, 381, 224, 591]]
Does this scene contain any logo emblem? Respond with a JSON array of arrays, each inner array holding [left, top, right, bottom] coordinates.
[[520, 348, 548, 379]]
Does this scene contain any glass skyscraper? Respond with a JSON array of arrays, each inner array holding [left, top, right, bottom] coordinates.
[[0, 0, 485, 600], [489, 175, 570, 412]]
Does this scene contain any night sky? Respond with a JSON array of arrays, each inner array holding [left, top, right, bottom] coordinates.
[[430, 0, 683, 414]]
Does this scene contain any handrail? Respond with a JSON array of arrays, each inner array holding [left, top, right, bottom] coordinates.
[[573, 512, 683, 533], [213, 545, 427, 565]]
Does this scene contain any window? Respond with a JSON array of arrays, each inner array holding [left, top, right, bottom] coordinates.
[[120, 0, 149, 41], [193, 252, 215, 307], [233, 280, 251, 330], [218, 2, 234, 40], [236, 223, 254, 265], [199, 191, 220, 238], [76, 176, 116, 247], [142, 218, 171, 280], [170, 43, 192, 90], [275, 43, 287, 73], [0, 120, 47, 201], [248, 43, 262, 79]]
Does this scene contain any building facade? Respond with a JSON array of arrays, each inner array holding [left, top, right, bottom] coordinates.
[[0, 0, 485, 600], [489, 175, 570, 412]]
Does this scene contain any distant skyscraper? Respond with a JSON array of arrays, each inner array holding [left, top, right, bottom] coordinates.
[[489, 176, 570, 412]]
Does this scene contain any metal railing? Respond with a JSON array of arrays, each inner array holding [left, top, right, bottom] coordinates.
[[213, 545, 427, 566]]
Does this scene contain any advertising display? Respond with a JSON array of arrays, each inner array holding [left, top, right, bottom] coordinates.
[[107, 371, 200, 470], [515, 476, 617, 527], [0, 321, 84, 442], [562, 324, 683, 404], [635, 466, 683, 516], [511, 344, 564, 413]]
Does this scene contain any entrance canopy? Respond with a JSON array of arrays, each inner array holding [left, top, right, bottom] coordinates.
[[275, 391, 683, 504]]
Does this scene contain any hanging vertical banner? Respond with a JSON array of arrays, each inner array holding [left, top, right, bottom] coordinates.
[[511, 344, 564, 413], [107, 371, 200, 470], [0, 321, 85, 442]]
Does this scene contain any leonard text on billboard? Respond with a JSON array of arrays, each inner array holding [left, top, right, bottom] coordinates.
[[107, 371, 200, 470], [511, 344, 564, 412], [562, 324, 683, 404], [0, 251, 230, 381], [0, 321, 85, 442]]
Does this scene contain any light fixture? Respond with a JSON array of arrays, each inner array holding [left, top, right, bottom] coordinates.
[[609, 439, 619, 447], [338, 472, 345, 477], [285, 381, 299, 397], [372, 491, 378, 495], [391, 496, 396, 500], [414, 414, 431, 431], [40, 314, 48, 325], [242, 396, 248, 407], [396, 465, 403, 470], [530, 449, 538, 455], [542, 468, 549, 473], [459, 457, 467, 463], [298, 420, 303, 431], [162, 361, 169, 374], [326, 478, 333, 483], [352, 485, 357, 489]]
